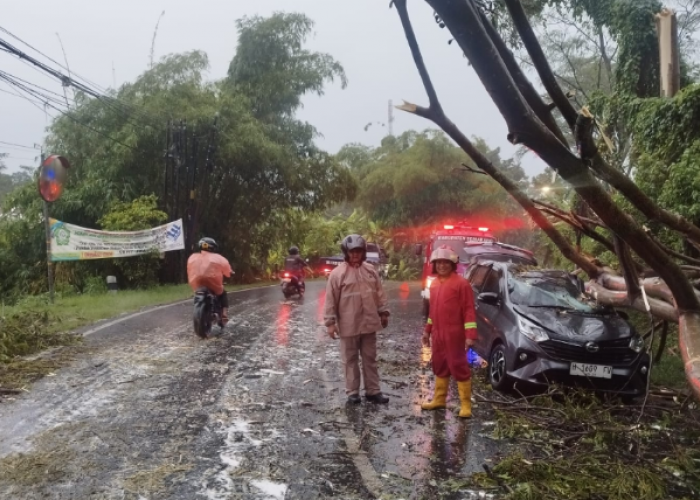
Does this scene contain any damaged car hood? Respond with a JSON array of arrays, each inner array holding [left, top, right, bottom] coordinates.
[[514, 306, 633, 342]]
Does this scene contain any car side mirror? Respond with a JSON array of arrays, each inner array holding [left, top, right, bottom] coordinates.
[[478, 292, 500, 305], [414, 244, 423, 256]]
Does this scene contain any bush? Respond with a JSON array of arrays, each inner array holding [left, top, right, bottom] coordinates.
[[0, 308, 78, 362], [99, 195, 168, 289]]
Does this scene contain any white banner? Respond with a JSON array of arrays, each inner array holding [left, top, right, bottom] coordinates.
[[50, 218, 185, 261]]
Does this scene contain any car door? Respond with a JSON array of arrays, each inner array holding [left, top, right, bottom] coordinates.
[[467, 264, 491, 356], [474, 266, 503, 355]]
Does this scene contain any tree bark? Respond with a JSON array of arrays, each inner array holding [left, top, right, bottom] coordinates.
[[392, 0, 700, 399], [585, 281, 678, 322], [503, 0, 579, 131], [392, 0, 599, 279], [425, 0, 700, 315]]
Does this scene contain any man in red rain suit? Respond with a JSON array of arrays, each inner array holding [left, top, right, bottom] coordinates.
[[421, 245, 478, 418]]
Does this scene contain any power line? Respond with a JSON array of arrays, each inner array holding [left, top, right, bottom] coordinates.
[[0, 25, 110, 95], [0, 140, 38, 150], [1, 155, 39, 161], [0, 32, 164, 128], [0, 72, 136, 151]]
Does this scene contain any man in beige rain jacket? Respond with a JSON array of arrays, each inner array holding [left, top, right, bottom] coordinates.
[[324, 234, 391, 404]]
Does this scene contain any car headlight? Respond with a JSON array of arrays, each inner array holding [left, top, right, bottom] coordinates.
[[517, 316, 549, 343], [629, 335, 645, 353]]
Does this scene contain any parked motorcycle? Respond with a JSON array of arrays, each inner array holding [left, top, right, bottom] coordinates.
[[193, 287, 223, 338], [281, 272, 305, 299]]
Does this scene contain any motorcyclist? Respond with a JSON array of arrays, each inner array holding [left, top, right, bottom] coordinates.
[[187, 237, 232, 326], [283, 245, 311, 293]]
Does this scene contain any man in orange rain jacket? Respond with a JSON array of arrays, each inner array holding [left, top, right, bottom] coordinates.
[[421, 245, 478, 418], [187, 237, 233, 325]]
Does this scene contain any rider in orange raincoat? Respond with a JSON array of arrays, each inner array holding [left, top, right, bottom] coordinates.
[[187, 237, 233, 325], [421, 245, 478, 418]]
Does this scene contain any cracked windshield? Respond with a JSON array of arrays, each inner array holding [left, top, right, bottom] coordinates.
[[1, 1, 700, 499]]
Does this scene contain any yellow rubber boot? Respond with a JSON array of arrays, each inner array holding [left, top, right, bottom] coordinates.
[[457, 379, 472, 418], [421, 376, 449, 410]]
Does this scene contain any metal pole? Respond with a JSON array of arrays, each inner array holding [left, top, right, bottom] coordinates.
[[42, 185, 55, 303]]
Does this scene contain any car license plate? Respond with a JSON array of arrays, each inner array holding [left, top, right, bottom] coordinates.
[[570, 363, 613, 379]]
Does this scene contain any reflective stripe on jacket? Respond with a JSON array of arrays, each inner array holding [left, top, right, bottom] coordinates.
[[425, 273, 477, 340]]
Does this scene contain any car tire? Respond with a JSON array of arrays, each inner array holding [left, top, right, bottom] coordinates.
[[422, 299, 430, 319], [488, 343, 513, 392]]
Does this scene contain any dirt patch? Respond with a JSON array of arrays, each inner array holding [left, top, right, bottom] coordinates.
[[0, 422, 94, 486], [122, 461, 193, 495], [0, 345, 87, 392]]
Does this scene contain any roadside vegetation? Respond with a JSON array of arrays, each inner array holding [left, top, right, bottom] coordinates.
[[0, 281, 273, 390], [1, 1, 700, 494]]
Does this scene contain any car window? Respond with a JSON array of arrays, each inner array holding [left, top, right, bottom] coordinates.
[[468, 265, 490, 290], [481, 268, 501, 295]]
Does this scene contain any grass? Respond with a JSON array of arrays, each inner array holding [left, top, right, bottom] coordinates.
[[469, 388, 700, 500], [2, 281, 275, 335], [0, 281, 275, 390]]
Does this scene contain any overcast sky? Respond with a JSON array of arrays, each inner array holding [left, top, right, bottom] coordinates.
[[0, 0, 548, 176]]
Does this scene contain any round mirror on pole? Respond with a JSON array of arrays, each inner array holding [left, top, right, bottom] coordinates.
[[38, 155, 71, 202]]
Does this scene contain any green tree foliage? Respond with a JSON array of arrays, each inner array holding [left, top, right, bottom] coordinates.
[[0, 161, 32, 207], [623, 84, 700, 251], [228, 13, 347, 121], [348, 130, 529, 233], [0, 12, 356, 298], [97, 195, 168, 288]]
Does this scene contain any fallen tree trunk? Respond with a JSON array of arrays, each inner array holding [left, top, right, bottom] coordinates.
[[391, 0, 700, 400], [585, 281, 678, 323]]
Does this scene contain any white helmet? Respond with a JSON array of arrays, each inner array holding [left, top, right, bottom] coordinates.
[[430, 245, 458, 264]]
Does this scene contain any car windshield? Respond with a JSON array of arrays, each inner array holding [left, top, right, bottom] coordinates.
[[434, 237, 494, 262], [508, 273, 594, 312]]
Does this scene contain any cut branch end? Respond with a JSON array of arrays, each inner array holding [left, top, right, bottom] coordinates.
[[396, 101, 418, 113]]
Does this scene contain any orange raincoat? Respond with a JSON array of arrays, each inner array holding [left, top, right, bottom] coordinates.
[[187, 252, 232, 295]]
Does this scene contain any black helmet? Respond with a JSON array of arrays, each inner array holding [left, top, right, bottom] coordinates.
[[198, 237, 218, 252], [289, 246, 299, 255], [341, 234, 367, 262]]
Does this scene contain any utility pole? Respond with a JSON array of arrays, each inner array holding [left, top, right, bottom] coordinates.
[[656, 8, 680, 97], [40, 151, 55, 303], [388, 99, 395, 136]]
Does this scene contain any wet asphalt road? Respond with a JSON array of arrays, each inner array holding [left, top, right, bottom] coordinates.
[[0, 281, 502, 500]]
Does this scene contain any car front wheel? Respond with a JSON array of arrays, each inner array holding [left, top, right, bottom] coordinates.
[[488, 344, 513, 392]]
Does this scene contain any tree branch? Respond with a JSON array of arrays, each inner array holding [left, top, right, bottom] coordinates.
[[476, 7, 569, 146], [503, 0, 579, 131], [645, 229, 700, 267], [427, 0, 700, 313], [461, 162, 487, 175], [539, 205, 617, 255], [392, 0, 599, 278], [614, 234, 642, 304], [586, 281, 678, 322], [393, 0, 442, 114], [655, 321, 669, 363]]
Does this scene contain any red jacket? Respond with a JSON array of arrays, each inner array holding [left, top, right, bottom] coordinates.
[[425, 273, 477, 340]]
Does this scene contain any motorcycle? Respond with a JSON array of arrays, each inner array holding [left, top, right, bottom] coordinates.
[[281, 271, 305, 299], [193, 287, 224, 338]]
